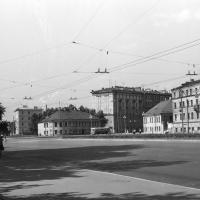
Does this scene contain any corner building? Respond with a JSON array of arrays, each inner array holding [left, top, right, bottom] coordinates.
[[172, 79, 200, 133], [91, 86, 171, 133]]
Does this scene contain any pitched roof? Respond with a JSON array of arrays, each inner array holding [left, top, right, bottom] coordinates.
[[42, 110, 99, 122], [143, 100, 172, 116]]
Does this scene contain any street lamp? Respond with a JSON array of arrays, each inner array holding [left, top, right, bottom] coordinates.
[[89, 114, 93, 133], [123, 115, 126, 133]]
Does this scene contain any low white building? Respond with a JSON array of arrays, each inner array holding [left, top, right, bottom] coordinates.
[[143, 100, 173, 134], [38, 110, 101, 136]]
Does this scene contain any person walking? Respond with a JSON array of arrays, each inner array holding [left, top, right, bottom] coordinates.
[[0, 134, 4, 159]]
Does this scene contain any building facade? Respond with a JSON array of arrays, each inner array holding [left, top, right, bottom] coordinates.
[[172, 79, 200, 133], [143, 100, 173, 134], [38, 110, 101, 136], [15, 106, 43, 135], [91, 86, 171, 133]]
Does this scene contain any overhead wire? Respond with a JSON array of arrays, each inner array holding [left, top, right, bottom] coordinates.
[[31, 38, 200, 99], [109, 39, 200, 72], [72, 41, 200, 68], [74, 0, 160, 72]]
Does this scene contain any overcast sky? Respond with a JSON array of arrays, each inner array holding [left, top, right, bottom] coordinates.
[[0, 0, 200, 120]]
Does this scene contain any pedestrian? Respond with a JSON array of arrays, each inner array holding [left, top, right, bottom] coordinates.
[[0, 134, 4, 159]]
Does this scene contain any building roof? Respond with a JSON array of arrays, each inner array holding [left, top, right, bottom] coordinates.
[[15, 106, 42, 112], [42, 110, 99, 122], [91, 86, 171, 96], [171, 79, 200, 91], [143, 100, 172, 116]]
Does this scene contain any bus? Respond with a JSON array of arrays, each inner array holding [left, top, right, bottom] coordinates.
[[90, 127, 111, 135]]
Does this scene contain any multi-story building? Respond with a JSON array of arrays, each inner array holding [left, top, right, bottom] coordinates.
[[143, 100, 173, 134], [15, 106, 43, 135], [172, 79, 200, 133], [38, 110, 100, 136], [91, 86, 171, 133]]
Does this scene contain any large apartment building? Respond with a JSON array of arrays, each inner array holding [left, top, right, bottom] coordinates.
[[15, 106, 43, 135], [91, 86, 171, 133], [172, 79, 200, 133]]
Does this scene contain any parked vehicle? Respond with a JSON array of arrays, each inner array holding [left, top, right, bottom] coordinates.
[[90, 127, 111, 135]]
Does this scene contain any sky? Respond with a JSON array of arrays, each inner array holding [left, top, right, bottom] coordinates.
[[0, 0, 200, 120]]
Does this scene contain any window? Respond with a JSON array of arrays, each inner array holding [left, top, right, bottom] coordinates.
[[175, 128, 178, 132], [60, 130, 62, 134], [186, 90, 188, 96], [195, 88, 198, 94], [182, 101, 185, 107], [54, 130, 57, 134], [179, 102, 182, 108], [174, 114, 177, 121], [191, 112, 194, 119], [188, 113, 190, 120], [173, 92, 176, 98], [65, 122, 67, 127], [198, 127, 200, 131], [59, 122, 62, 127], [191, 100, 193, 106], [192, 127, 194, 132], [197, 112, 199, 119], [55, 122, 57, 127], [190, 89, 192, 95], [174, 102, 176, 109], [183, 113, 185, 120], [196, 99, 198, 105]]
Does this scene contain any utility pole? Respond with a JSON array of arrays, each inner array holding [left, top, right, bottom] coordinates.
[[179, 89, 184, 133], [123, 115, 126, 133], [186, 99, 189, 134]]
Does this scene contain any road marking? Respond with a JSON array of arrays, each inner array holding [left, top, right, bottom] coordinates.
[[85, 169, 200, 192]]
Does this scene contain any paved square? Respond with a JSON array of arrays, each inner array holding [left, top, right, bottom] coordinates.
[[1, 138, 200, 199]]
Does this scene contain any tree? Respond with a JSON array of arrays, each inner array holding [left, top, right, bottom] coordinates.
[[30, 113, 43, 135], [0, 103, 5, 121], [96, 110, 108, 127], [0, 121, 9, 135]]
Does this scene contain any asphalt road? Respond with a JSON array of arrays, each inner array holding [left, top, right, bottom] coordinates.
[[1, 138, 200, 199]]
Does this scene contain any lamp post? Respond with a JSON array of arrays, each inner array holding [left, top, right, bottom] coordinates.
[[89, 114, 93, 134], [179, 89, 184, 134], [123, 115, 126, 133]]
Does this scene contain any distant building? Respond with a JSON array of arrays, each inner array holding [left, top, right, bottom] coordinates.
[[171, 79, 200, 133], [143, 100, 173, 134], [91, 86, 171, 133], [38, 110, 101, 136], [15, 106, 43, 135]]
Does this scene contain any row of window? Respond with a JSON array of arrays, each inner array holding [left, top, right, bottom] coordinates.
[[44, 121, 99, 128], [174, 99, 198, 109], [173, 88, 198, 98], [43, 129, 86, 135], [144, 126, 161, 132], [143, 116, 161, 124], [174, 112, 199, 121], [175, 127, 200, 133]]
